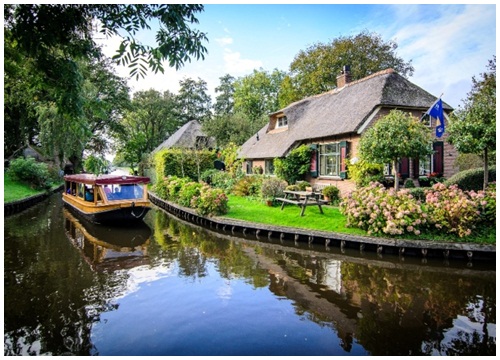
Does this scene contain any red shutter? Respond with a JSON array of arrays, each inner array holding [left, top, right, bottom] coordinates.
[[310, 145, 318, 177], [433, 142, 444, 175], [399, 158, 409, 179]]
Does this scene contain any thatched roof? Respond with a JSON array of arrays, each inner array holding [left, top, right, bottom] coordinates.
[[239, 69, 453, 159], [152, 120, 215, 153]]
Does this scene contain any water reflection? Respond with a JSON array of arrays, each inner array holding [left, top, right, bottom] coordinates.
[[63, 209, 151, 271], [3, 194, 496, 356]]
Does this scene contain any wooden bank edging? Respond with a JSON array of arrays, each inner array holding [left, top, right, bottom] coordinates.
[[4, 185, 64, 216], [148, 192, 495, 262]]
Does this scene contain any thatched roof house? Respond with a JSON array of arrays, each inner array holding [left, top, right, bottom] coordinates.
[[239, 67, 456, 193], [153, 120, 215, 153]]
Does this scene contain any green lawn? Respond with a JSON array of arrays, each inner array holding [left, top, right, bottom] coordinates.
[[222, 195, 495, 244], [223, 195, 366, 236], [4, 173, 45, 202]]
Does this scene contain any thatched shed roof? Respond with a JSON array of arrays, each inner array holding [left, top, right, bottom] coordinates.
[[239, 69, 453, 159], [152, 120, 215, 153]]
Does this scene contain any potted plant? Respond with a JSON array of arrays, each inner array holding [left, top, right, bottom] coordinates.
[[321, 185, 340, 204]]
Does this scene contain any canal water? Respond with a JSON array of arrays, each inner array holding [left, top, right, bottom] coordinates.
[[4, 193, 496, 356]]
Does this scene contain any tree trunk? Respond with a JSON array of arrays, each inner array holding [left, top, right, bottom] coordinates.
[[483, 147, 489, 191], [393, 159, 400, 192]]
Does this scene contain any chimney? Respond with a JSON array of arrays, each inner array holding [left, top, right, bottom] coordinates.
[[336, 65, 351, 88]]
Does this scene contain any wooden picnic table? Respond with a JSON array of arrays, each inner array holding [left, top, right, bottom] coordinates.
[[276, 190, 328, 216]]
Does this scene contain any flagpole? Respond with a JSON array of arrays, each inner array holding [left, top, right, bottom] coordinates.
[[420, 93, 444, 121]]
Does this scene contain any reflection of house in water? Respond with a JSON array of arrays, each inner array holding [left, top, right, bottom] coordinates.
[[63, 209, 151, 272]]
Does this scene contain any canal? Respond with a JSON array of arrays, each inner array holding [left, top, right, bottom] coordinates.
[[4, 193, 496, 356]]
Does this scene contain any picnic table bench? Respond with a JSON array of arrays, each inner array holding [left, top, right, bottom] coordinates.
[[276, 190, 328, 216]]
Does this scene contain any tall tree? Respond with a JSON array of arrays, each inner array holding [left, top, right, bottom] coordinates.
[[233, 68, 286, 121], [114, 89, 180, 171], [37, 58, 131, 171], [447, 57, 496, 190], [213, 74, 236, 117], [359, 110, 433, 191], [289, 30, 414, 98], [177, 77, 212, 124], [4, 4, 208, 118]]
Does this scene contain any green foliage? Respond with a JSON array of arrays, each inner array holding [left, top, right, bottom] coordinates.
[[296, 181, 310, 191], [201, 169, 227, 187], [177, 77, 212, 123], [232, 176, 263, 197], [454, 153, 486, 171], [447, 57, 496, 190], [359, 109, 433, 190], [213, 74, 236, 117], [273, 144, 312, 185], [191, 185, 229, 216], [153, 176, 229, 216], [153, 147, 216, 181], [444, 167, 496, 191], [202, 111, 267, 147], [219, 143, 245, 179], [260, 178, 287, 201], [322, 185, 340, 204], [289, 30, 414, 98], [7, 157, 51, 190], [83, 155, 108, 175], [347, 158, 385, 187], [178, 181, 203, 207], [233, 68, 286, 121], [403, 178, 415, 188]]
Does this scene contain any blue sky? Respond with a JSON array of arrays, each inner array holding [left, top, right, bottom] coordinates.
[[100, 3, 496, 109]]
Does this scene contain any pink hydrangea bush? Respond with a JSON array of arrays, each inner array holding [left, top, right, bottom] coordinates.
[[340, 182, 426, 236], [341, 181, 496, 238]]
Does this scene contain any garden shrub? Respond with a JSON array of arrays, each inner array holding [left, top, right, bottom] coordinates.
[[322, 185, 340, 204], [273, 144, 312, 184], [407, 187, 426, 202], [444, 166, 496, 191], [424, 183, 481, 237], [340, 182, 427, 236], [296, 181, 310, 191], [403, 178, 415, 188], [167, 176, 190, 201], [154, 148, 216, 181], [285, 184, 300, 191], [347, 158, 385, 187], [7, 157, 51, 190], [232, 175, 263, 197], [192, 185, 229, 216], [178, 181, 203, 208], [261, 178, 287, 201]]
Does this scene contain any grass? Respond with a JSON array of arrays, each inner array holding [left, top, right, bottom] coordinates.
[[4, 173, 46, 202], [223, 195, 366, 236], [222, 194, 495, 245]]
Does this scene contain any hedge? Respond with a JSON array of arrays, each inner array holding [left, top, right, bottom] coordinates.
[[444, 167, 496, 191]]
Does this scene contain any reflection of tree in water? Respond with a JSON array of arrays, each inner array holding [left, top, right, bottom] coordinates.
[[340, 263, 495, 355], [150, 211, 269, 287]]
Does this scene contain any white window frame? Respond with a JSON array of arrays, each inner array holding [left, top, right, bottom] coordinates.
[[276, 116, 288, 128], [319, 143, 341, 177]]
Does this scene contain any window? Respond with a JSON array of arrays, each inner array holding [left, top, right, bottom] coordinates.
[[265, 159, 275, 175], [319, 143, 340, 176], [277, 116, 288, 128], [419, 155, 432, 176], [421, 113, 432, 127], [245, 161, 253, 175]]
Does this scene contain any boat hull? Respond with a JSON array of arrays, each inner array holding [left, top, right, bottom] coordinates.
[[63, 196, 150, 225]]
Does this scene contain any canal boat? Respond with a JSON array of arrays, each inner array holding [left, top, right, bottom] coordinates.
[[62, 173, 151, 225]]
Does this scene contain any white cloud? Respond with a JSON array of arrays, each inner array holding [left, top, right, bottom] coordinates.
[[222, 49, 263, 75], [373, 4, 495, 108], [215, 36, 233, 46]]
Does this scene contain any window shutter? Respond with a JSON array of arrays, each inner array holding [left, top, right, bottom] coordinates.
[[433, 141, 444, 175], [309, 144, 318, 177], [339, 141, 349, 179], [399, 158, 409, 179]]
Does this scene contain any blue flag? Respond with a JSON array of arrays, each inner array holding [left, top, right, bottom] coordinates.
[[426, 98, 445, 138]]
